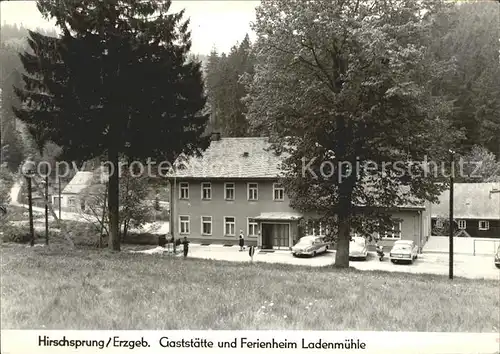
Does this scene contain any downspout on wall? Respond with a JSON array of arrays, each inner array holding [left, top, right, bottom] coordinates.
[[418, 210, 422, 253], [169, 177, 176, 239]]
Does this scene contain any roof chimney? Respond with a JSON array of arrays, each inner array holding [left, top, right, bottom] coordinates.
[[211, 132, 221, 141]]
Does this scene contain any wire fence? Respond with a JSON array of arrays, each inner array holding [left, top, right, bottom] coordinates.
[[473, 238, 500, 256]]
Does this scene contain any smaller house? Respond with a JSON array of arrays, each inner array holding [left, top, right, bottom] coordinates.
[[431, 183, 500, 238], [54, 168, 170, 214], [53, 171, 96, 212]]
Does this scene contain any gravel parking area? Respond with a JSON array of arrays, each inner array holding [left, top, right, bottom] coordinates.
[[180, 244, 500, 280]]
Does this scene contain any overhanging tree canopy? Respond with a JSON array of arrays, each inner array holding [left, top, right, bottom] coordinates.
[[245, 0, 462, 267]]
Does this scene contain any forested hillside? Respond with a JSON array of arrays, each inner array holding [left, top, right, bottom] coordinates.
[[1, 23, 58, 170]]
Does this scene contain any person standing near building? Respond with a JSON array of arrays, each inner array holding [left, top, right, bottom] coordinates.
[[239, 230, 245, 251], [182, 236, 190, 258]]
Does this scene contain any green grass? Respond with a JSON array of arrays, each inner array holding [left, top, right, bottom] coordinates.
[[1, 243, 498, 331]]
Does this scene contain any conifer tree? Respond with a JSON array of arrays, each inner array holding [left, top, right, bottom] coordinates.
[[14, 0, 209, 251]]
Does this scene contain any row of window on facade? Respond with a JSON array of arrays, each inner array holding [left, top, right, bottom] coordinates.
[[178, 216, 402, 240], [178, 215, 260, 237], [301, 220, 402, 240], [178, 182, 285, 201], [350, 222, 402, 240], [435, 219, 491, 231], [436, 219, 490, 231]]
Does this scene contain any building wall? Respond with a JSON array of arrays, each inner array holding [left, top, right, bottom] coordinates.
[[362, 210, 424, 252], [431, 218, 500, 239], [53, 194, 86, 213], [171, 178, 428, 250], [464, 219, 500, 238], [302, 209, 426, 252], [171, 179, 296, 245], [422, 201, 432, 246]]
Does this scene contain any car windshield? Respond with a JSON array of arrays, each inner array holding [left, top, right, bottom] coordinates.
[[297, 238, 314, 246], [394, 244, 411, 250], [351, 237, 364, 244]]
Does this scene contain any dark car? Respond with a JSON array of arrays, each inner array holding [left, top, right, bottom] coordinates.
[[495, 246, 500, 269]]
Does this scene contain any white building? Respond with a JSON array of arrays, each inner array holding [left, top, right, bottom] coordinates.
[[52, 171, 98, 212]]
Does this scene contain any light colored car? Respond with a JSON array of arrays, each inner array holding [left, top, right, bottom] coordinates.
[[349, 236, 368, 260], [292, 236, 328, 257], [494, 246, 500, 269], [390, 240, 419, 264]]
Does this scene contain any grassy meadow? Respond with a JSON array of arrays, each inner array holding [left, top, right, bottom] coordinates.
[[1, 243, 498, 331]]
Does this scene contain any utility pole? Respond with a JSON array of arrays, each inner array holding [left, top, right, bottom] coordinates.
[[44, 174, 49, 245], [22, 159, 36, 247], [58, 176, 62, 220], [173, 175, 176, 240], [99, 181, 108, 249], [449, 149, 455, 280], [27, 178, 34, 246], [169, 175, 176, 253], [39, 177, 50, 246]]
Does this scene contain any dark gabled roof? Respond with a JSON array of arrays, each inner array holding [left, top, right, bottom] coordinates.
[[168, 137, 427, 209], [431, 182, 500, 220], [168, 137, 285, 179]]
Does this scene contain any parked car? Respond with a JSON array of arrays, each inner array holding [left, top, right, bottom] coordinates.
[[389, 240, 418, 264], [292, 236, 328, 257], [349, 236, 368, 260], [495, 246, 500, 269]]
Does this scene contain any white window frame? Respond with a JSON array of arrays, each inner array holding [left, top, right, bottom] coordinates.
[[478, 220, 489, 231], [305, 220, 325, 236], [201, 216, 212, 235], [179, 182, 189, 200], [68, 197, 76, 207], [224, 182, 235, 201], [179, 215, 190, 235], [305, 220, 312, 235], [247, 218, 259, 237], [273, 183, 285, 201], [457, 220, 466, 230], [318, 222, 326, 236], [380, 222, 402, 240], [247, 183, 258, 201], [435, 219, 444, 228], [224, 216, 236, 236], [201, 182, 212, 200]]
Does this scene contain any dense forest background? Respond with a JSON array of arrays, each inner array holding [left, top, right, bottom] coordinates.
[[1, 0, 499, 178]]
